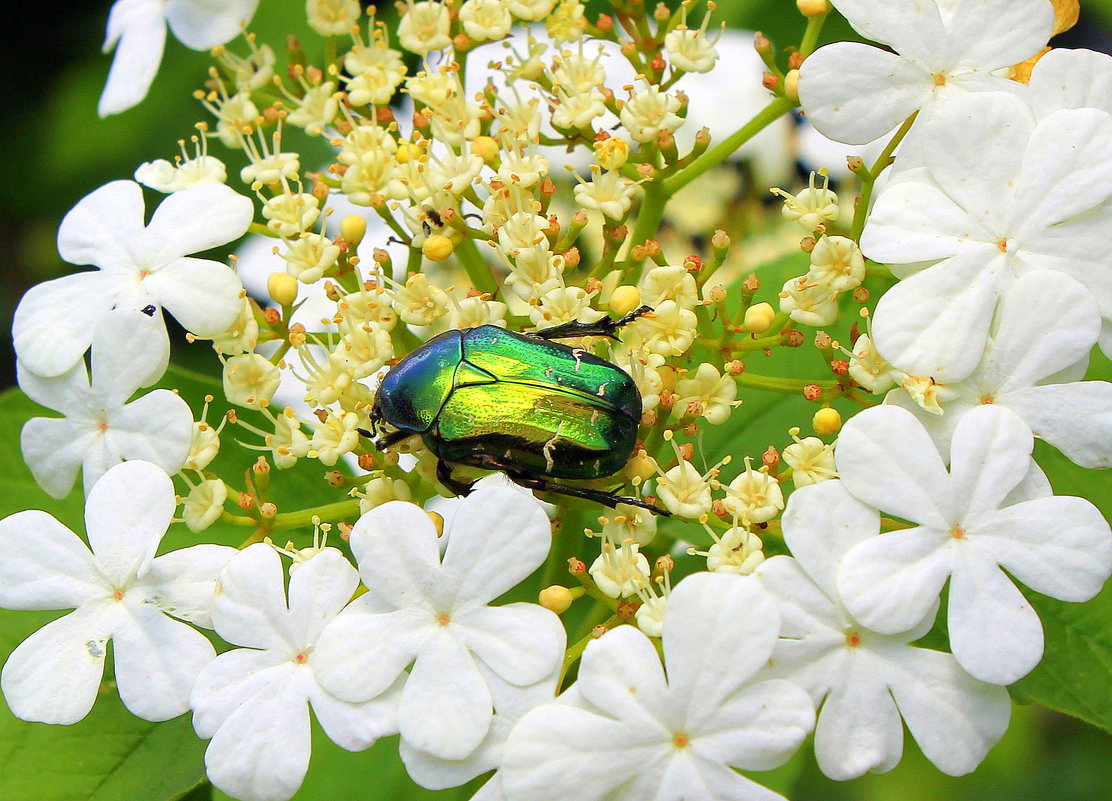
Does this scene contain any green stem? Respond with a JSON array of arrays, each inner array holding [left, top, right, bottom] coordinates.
[[798, 12, 828, 57], [454, 237, 498, 296], [220, 499, 363, 531], [664, 97, 795, 195], [735, 373, 837, 394], [626, 181, 667, 260], [849, 112, 918, 241], [248, 222, 280, 238]]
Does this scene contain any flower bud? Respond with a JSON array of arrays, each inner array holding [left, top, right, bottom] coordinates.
[[609, 285, 641, 316], [267, 272, 299, 306], [802, 384, 823, 402], [784, 69, 800, 103], [744, 302, 775, 334], [797, 0, 830, 16], [472, 135, 500, 164], [813, 407, 842, 436], [539, 585, 578, 614], [340, 214, 367, 248], [422, 234, 455, 262]]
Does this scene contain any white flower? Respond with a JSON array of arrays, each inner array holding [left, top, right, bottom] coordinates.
[[779, 275, 839, 327], [306, 0, 361, 36], [134, 154, 226, 193], [755, 481, 1011, 779], [798, 0, 1053, 144], [0, 461, 234, 724], [886, 271, 1112, 469], [834, 404, 1112, 685], [14, 180, 253, 378], [808, 235, 865, 292], [501, 573, 815, 801], [312, 489, 565, 760], [18, 309, 192, 498], [673, 363, 738, 425], [619, 81, 684, 143], [397, 0, 452, 54], [863, 91, 1112, 382], [191, 545, 399, 801], [99, 0, 260, 116]]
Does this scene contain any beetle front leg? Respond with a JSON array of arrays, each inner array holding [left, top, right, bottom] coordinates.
[[437, 459, 477, 497], [373, 429, 414, 451], [532, 305, 654, 341], [503, 468, 671, 517]]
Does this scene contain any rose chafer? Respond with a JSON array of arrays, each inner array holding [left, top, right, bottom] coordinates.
[[367, 308, 664, 513]]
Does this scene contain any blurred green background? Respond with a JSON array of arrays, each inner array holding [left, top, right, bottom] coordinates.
[[0, 1, 1110, 799]]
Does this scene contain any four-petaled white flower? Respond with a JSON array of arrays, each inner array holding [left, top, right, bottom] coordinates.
[[863, 91, 1112, 382], [755, 480, 1011, 780], [18, 308, 193, 498], [190, 545, 400, 801], [835, 404, 1112, 685], [886, 271, 1112, 469], [798, 0, 1053, 145], [313, 488, 565, 761], [0, 460, 234, 724], [13, 180, 254, 378], [99, 0, 260, 116], [500, 572, 815, 801]]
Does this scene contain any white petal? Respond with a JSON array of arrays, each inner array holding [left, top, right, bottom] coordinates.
[[1102, 319, 1112, 361], [0, 510, 105, 608], [502, 702, 661, 801], [780, 481, 880, 598], [143, 257, 244, 338], [1014, 213, 1112, 324], [84, 460, 173, 586], [947, 405, 1032, 519], [190, 649, 289, 738], [947, 554, 1042, 685], [862, 181, 991, 264], [307, 676, 400, 751], [692, 679, 815, 771], [944, 0, 1052, 70], [811, 665, 902, 780], [112, 601, 216, 721], [1004, 382, 1112, 469], [663, 574, 782, 729], [204, 664, 312, 801], [881, 643, 1011, 775], [983, 270, 1100, 394], [972, 496, 1112, 602], [1, 604, 114, 724], [1013, 108, 1112, 231], [1029, 48, 1112, 118], [140, 544, 237, 627], [211, 544, 294, 651], [20, 417, 100, 500], [165, 0, 259, 49], [145, 183, 255, 262], [349, 500, 441, 609], [830, 0, 946, 63], [871, 251, 1004, 381], [798, 44, 930, 145], [12, 272, 125, 378], [104, 390, 195, 474], [399, 629, 492, 760], [400, 713, 506, 789], [921, 93, 1031, 233], [676, 756, 791, 801], [313, 601, 433, 702], [90, 308, 171, 403], [754, 558, 845, 683], [98, 1, 167, 116], [576, 625, 668, 725], [285, 548, 359, 645], [455, 603, 564, 687], [838, 527, 952, 634], [835, 405, 952, 528], [16, 358, 93, 417], [57, 180, 146, 267], [436, 487, 553, 609], [882, 388, 970, 466]]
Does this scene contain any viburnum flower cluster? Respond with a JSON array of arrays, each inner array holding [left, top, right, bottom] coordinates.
[[2, 0, 1110, 799]]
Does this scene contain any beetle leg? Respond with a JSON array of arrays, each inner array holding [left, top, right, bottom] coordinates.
[[374, 429, 414, 451], [532, 305, 655, 341], [437, 459, 477, 496], [501, 467, 672, 517]]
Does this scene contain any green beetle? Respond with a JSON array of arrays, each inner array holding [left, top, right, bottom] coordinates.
[[367, 307, 665, 513]]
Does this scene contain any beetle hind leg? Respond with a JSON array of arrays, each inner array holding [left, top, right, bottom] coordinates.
[[532, 305, 654, 341]]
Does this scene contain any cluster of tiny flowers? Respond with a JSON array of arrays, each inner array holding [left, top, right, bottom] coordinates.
[[2, 1, 1110, 800]]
